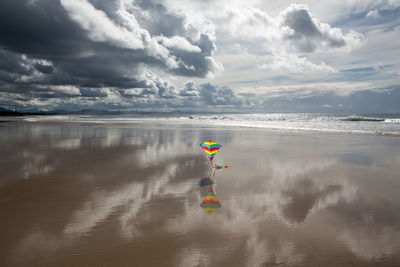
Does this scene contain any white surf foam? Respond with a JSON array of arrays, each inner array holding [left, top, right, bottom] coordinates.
[[21, 113, 400, 136]]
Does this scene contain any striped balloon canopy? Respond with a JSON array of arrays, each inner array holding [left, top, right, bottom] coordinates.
[[200, 186, 221, 213], [200, 140, 221, 162]]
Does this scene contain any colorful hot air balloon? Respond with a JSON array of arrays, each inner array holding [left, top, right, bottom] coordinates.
[[200, 140, 221, 163], [200, 186, 221, 213]]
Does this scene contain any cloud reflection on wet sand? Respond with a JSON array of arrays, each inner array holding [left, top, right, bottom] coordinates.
[[1, 123, 400, 266]]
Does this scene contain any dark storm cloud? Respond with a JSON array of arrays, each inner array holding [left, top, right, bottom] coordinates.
[[0, 49, 34, 77], [79, 88, 108, 98], [0, 0, 140, 88], [34, 63, 54, 74], [0, 0, 86, 56], [0, 0, 221, 109]]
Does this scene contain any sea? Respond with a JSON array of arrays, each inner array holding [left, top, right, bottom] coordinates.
[[19, 113, 400, 136]]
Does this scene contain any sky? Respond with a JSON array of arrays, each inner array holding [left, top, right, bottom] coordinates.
[[0, 0, 400, 113]]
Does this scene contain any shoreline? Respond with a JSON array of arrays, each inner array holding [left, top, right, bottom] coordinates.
[[1, 116, 400, 138]]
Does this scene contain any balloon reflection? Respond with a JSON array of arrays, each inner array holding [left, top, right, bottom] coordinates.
[[200, 185, 221, 213]]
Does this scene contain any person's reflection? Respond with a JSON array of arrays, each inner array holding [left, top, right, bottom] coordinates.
[[199, 164, 227, 213], [198, 177, 214, 186], [200, 185, 221, 213]]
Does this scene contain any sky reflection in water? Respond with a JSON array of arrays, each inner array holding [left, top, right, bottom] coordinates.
[[0, 123, 400, 266]]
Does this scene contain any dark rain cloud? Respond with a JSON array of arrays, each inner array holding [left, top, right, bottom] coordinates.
[[0, 0, 221, 109], [79, 88, 109, 98], [0, 49, 34, 77]]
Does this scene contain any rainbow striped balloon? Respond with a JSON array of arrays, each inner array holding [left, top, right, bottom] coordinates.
[[200, 186, 221, 213], [200, 140, 221, 162], [215, 165, 228, 170]]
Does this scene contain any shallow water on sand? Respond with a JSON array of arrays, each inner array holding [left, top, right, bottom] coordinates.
[[1, 122, 400, 266]]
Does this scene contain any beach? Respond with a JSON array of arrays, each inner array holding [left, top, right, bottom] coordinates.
[[1, 120, 400, 266]]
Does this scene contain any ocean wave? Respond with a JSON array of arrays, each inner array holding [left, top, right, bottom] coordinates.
[[385, 118, 400, 123], [19, 113, 400, 137], [340, 116, 385, 122]]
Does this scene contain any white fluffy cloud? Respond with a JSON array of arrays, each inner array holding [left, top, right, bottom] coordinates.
[[280, 4, 363, 53], [60, 0, 146, 50], [165, 1, 363, 64], [161, 1, 365, 87], [258, 53, 337, 73]]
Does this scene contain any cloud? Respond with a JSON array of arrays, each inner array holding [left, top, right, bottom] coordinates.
[[0, 0, 222, 108], [60, 0, 146, 50], [341, 0, 400, 18], [280, 4, 363, 53], [253, 85, 400, 113], [179, 81, 199, 97], [258, 53, 337, 73], [366, 9, 380, 19], [0, 0, 399, 113], [168, 1, 363, 78], [178, 82, 242, 106], [187, 2, 364, 55], [155, 36, 201, 53]]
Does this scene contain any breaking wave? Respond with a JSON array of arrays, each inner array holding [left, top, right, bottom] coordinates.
[[340, 117, 385, 122], [18, 113, 400, 137]]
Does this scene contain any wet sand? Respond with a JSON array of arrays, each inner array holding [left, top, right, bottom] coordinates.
[[1, 121, 400, 266]]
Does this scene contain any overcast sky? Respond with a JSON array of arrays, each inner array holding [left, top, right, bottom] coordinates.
[[0, 0, 399, 113]]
